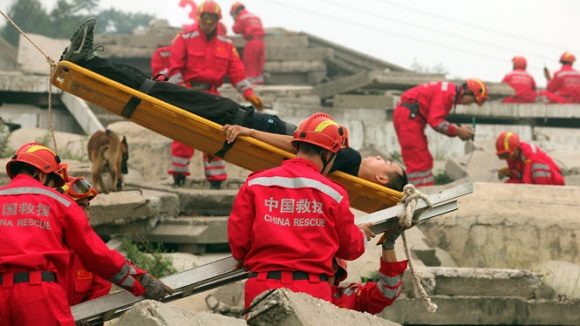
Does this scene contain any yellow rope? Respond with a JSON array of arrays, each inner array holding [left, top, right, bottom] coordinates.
[[0, 9, 59, 152]]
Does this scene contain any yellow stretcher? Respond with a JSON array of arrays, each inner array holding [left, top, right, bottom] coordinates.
[[51, 61, 402, 213]]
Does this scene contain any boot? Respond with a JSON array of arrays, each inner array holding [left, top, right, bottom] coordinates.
[[209, 181, 222, 190], [173, 174, 186, 187], [61, 19, 96, 62]]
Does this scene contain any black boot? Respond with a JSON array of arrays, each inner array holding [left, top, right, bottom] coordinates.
[[209, 181, 222, 190], [61, 19, 96, 62], [173, 174, 186, 187]]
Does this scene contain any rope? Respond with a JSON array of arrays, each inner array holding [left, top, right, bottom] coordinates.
[[397, 184, 438, 313], [0, 9, 59, 152]]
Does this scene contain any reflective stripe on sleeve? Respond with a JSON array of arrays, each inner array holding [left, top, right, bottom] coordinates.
[[110, 263, 131, 284], [236, 79, 253, 92], [532, 171, 552, 178], [249, 176, 343, 203], [0, 187, 72, 207], [377, 282, 401, 299], [379, 273, 402, 288]]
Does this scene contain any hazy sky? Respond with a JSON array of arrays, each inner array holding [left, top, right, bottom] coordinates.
[[2, 0, 580, 87]]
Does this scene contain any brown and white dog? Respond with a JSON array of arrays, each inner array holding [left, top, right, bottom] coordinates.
[[87, 129, 128, 193]]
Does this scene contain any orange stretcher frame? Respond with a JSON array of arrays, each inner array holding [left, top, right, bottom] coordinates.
[[51, 61, 402, 212]]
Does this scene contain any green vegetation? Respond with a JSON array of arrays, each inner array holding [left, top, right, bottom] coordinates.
[[1, 0, 154, 47], [121, 238, 176, 278], [434, 171, 453, 185]]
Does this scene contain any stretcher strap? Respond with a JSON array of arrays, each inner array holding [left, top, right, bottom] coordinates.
[[121, 79, 155, 118], [214, 106, 250, 159]]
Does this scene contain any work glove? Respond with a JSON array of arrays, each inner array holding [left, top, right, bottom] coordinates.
[[456, 125, 475, 141], [246, 94, 264, 111], [139, 272, 174, 300], [376, 224, 404, 250], [168, 72, 184, 86], [497, 167, 511, 180]]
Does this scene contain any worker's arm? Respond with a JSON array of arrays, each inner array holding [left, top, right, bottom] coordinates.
[[547, 73, 561, 93], [426, 91, 458, 137], [223, 124, 296, 153], [168, 34, 187, 83], [334, 195, 366, 261]]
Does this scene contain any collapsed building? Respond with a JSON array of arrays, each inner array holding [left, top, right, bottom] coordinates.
[[0, 20, 579, 325]]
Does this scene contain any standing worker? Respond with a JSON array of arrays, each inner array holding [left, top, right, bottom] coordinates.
[[393, 79, 488, 187], [151, 46, 172, 80], [228, 113, 369, 308], [501, 56, 537, 103], [0, 143, 172, 325], [230, 2, 266, 84], [168, 0, 264, 190], [541, 51, 580, 103], [495, 131, 565, 185]]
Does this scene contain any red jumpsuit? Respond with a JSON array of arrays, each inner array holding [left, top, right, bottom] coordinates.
[[501, 68, 537, 103], [543, 64, 580, 103], [504, 141, 565, 185], [0, 175, 145, 326], [66, 253, 112, 305], [232, 8, 266, 84], [332, 259, 407, 314], [228, 158, 365, 308], [393, 81, 460, 187], [168, 26, 256, 184], [150, 46, 172, 78]]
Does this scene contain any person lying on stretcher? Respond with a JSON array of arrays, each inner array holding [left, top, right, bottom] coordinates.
[[60, 19, 407, 191]]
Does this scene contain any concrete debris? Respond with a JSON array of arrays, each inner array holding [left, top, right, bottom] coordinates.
[[17, 33, 68, 75], [419, 182, 580, 269], [118, 300, 245, 326], [246, 288, 400, 326], [535, 260, 580, 299]]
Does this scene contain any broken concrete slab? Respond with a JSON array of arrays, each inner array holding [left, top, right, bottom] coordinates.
[[17, 33, 68, 75], [0, 74, 61, 93], [534, 260, 580, 299], [247, 288, 400, 326], [88, 189, 179, 226], [8, 128, 88, 160], [0, 37, 17, 71], [333, 95, 390, 109], [231, 34, 309, 49], [266, 47, 333, 62], [118, 300, 245, 326], [381, 296, 580, 325], [418, 182, 580, 269]]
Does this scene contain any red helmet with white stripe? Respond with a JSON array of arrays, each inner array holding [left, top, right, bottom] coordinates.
[[6, 142, 65, 186], [292, 113, 348, 153]]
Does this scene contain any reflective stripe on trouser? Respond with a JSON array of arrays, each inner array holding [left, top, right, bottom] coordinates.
[[244, 277, 332, 308], [203, 153, 227, 182], [407, 169, 434, 187], [393, 107, 434, 187], [168, 140, 194, 176], [0, 282, 75, 326]]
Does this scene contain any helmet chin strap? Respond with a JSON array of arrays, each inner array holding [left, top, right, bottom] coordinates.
[[320, 151, 336, 174]]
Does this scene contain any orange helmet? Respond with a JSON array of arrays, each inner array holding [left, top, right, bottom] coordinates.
[[6, 142, 65, 186], [495, 131, 520, 156], [61, 176, 98, 201], [292, 113, 348, 153], [230, 2, 245, 16], [512, 56, 527, 69], [560, 51, 576, 64], [197, 0, 222, 19], [465, 78, 488, 105]]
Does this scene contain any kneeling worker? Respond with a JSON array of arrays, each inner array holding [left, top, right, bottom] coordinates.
[[228, 113, 371, 308]]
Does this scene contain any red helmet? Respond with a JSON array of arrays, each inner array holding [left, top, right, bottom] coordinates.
[[332, 258, 348, 285], [61, 176, 98, 201], [197, 0, 222, 19], [6, 142, 65, 186], [560, 51, 576, 64], [465, 78, 488, 105], [495, 131, 520, 156], [292, 113, 348, 153], [512, 56, 527, 69], [230, 2, 245, 16]]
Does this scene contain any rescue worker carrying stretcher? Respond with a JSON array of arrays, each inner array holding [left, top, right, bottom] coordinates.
[[495, 131, 565, 185], [0, 143, 172, 326], [60, 19, 407, 192], [393, 79, 488, 187], [228, 113, 372, 308]]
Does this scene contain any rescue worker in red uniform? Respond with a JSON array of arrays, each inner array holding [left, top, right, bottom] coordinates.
[[496, 132, 565, 185], [168, 0, 264, 190], [393, 79, 488, 187], [60, 175, 112, 307], [541, 51, 580, 103], [151, 46, 172, 79], [502, 56, 537, 103], [332, 224, 407, 314], [231, 2, 266, 85], [0, 143, 172, 326], [228, 113, 369, 308]]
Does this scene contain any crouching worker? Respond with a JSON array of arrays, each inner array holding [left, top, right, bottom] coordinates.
[[59, 173, 112, 308], [332, 224, 408, 314], [496, 132, 565, 185], [0, 143, 173, 326], [228, 113, 371, 308]]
